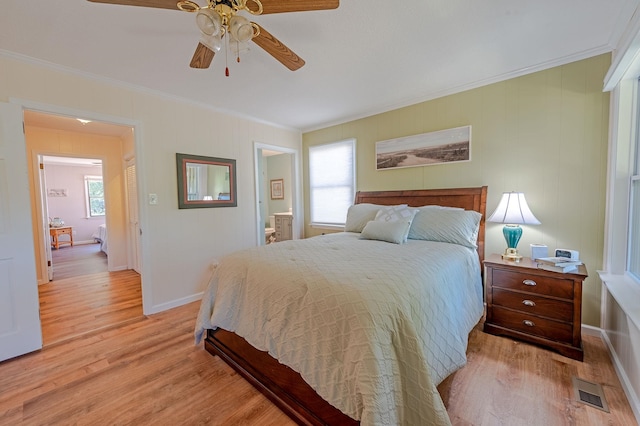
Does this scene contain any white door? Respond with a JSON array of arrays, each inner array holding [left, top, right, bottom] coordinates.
[[125, 159, 141, 273], [0, 103, 42, 361], [38, 156, 53, 281]]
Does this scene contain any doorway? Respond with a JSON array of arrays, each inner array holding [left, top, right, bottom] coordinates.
[[41, 155, 107, 280], [254, 143, 299, 246], [23, 109, 143, 346]]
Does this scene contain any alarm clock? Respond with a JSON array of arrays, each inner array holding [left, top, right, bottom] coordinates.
[[555, 248, 580, 261], [530, 244, 548, 260]]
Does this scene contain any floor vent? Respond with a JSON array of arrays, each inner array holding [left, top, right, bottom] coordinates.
[[572, 376, 609, 413]]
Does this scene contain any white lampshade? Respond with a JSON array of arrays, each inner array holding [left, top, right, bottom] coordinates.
[[200, 34, 222, 52], [229, 15, 253, 43], [488, 192, 541, 225], [229, 39, 250, 55], [196, 8, 222, 36]]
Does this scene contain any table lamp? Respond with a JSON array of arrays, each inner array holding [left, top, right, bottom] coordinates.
[[488, 192, 540, 261]]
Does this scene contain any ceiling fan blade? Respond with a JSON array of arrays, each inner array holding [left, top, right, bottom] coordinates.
[[190, 43, 215, 69], [257, 0, 338, 15], [87, 0, 181, 11], [252, 24, 305, 71]]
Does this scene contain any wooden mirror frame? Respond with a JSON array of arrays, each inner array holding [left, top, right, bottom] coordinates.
[[176, 153, 237, 209]]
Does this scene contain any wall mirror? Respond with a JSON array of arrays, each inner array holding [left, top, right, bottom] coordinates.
[[176, 153, 237, 208]]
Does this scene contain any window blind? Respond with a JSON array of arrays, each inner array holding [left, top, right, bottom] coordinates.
[[309, 139, 355, 226]]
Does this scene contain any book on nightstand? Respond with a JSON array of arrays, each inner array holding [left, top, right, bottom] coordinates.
[[537, 263, 579, 273], [536, 256, 583, 267]]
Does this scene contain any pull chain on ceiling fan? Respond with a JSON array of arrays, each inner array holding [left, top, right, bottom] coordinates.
[[87, 0, 339, 75]]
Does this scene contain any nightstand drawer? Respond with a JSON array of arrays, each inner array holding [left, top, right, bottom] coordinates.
[[492, 288, 573, 322], [492, 306, 573, 343], [492, 269, 574, 299]]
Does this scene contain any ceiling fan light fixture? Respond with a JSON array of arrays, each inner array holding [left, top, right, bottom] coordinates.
[[200, 34, 223, 52], [229, 39, 250, 55], [229, 15, 253, 43], [196, 8, 222, 36]]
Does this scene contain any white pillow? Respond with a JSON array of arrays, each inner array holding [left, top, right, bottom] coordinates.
[[360, 220, 411, 244], [374, 205, 417, 242], [344, 203, 385, 233], [408, 206, 481, 248]]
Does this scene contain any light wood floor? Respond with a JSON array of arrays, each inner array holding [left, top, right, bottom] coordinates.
[[1, 301, 636, 425], [51, 242, 108, 280], [40, 243, 142, 346]]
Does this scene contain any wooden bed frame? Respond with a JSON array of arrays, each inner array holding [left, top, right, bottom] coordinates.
[[204, 186, 488, 426]]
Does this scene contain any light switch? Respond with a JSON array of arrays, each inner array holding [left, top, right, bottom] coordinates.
[[149, 193, 158, 205]]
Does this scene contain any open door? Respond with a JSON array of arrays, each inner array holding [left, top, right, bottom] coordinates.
[[0, 103, 42, 361], [38, 155, 53, 281], [125, 158, 141, 273]]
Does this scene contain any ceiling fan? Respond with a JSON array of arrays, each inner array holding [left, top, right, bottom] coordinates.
[[87, 0, 339, 75]]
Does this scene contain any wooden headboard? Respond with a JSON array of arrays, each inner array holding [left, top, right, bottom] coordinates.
[[354, 186, 488, 266]]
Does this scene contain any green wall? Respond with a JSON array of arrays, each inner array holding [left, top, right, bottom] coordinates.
[[267, 153, 293, 218], [302, 54, 610, 327]]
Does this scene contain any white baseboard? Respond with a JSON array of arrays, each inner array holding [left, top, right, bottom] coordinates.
[[74, 240, 100, 245], [109, 265, 128, 272], [144, 292, 203, 315], [581, 323, 602, 337], [597, 326, 640, 424]]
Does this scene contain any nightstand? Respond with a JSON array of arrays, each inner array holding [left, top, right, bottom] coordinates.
[[50, 226, 73, 250], [483, 254, 588, 361]]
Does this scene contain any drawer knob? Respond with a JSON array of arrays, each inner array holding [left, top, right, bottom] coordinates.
[[522, 299, 536, 307], [522, 279, 537, 286], [523, 320, 535, 327]]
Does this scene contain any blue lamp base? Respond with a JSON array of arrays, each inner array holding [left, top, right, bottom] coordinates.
[[502, 224, 523, 261]]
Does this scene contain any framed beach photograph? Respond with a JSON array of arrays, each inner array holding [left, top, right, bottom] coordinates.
[[270, 179, 284, 200], [375, 125, 471, 170]]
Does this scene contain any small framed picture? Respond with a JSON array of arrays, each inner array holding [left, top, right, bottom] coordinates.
[[47, 188, 68, 197], [270, 179, 284, 200]]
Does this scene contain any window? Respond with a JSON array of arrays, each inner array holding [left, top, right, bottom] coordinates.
[[629, 81, 640, 279], [309, 139, 356, 227], [85, 175, 105, 217], [186, 164, 200, 201]]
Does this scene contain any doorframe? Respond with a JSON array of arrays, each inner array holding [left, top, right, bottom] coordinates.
[[36, 153, 106, 281], [10, 98, 152, 314], [124, 155, 141, 274], [36, 154, 53, 281], [253, 142, 301, 245]]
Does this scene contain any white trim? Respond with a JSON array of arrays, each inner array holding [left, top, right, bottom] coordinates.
[[604, 3, 640, 91], [110, 265, 128, 272], [311, 223, 345, 231], [84, 175, 105, 218], [145, 292, 203, 315], [74, 240, 101, 245], [600, 325, 640, 424], [599, 272, 640, 424], [580, 323, 602, 337], [1, 50, 296, 132], [10, 98, 154, 315], [304, 46, 615, 133], [599, 272, 640, 332], [253, 142, 302, 246], [584, 319, 640, 424]]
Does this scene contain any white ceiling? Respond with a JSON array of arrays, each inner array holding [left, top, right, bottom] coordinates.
[[23, 110, 133, 137], [1, 1, 636, 132], [42, 155, 103, 166]]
